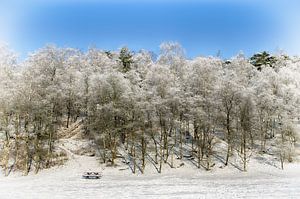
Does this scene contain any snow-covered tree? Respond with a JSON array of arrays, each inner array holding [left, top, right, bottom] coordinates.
[[0, 42, 299, 175]]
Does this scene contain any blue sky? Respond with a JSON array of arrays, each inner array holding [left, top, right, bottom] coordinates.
[[1, 0, 300, 59]]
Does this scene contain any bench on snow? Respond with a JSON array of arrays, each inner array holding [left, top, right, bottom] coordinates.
[[82, 172, 102, 179]]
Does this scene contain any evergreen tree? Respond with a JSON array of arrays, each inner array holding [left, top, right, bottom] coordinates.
[[119, 47, 134, 73], [250, 51, 277, 71]]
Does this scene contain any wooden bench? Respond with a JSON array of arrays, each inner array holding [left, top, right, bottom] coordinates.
[[82, 172, 102, 179]]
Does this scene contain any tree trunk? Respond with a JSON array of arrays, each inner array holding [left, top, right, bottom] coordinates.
[[102, 137, 106, 163], [152, 136, 158, 164], [141, 131, 146, 174]]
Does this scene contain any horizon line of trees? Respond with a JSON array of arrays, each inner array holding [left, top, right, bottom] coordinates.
[[0, 42, 299, 175]]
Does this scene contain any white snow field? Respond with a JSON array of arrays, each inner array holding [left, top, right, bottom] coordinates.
[[0, 154, 300, 199]]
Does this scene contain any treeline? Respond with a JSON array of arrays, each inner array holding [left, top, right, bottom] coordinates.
[[0, 42, 299, 175]]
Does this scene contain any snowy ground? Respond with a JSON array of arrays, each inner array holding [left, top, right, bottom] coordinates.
[[1, 124, 300, 199], [1, 153, 300, 199]]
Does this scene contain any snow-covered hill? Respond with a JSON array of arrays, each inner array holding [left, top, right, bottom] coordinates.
[[1, 137, 300, 199], [1, 157, 300, 199], [1, 122, 300, 199]]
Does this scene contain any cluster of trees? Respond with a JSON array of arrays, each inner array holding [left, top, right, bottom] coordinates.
[[0, 42, 299, 175]]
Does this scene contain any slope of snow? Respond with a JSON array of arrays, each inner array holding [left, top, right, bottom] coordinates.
[[1, 123, 300, 199], [0, 154, 300, 199]]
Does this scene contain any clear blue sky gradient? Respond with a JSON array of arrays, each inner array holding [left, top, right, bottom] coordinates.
[[1, 0, 300, 59]]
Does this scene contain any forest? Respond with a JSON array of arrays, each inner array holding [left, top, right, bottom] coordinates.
[[0, 42, 299, 175]]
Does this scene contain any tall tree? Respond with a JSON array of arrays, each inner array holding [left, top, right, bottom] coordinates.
[[119, 47, 134, 73], [250, 51, 277, 71]]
